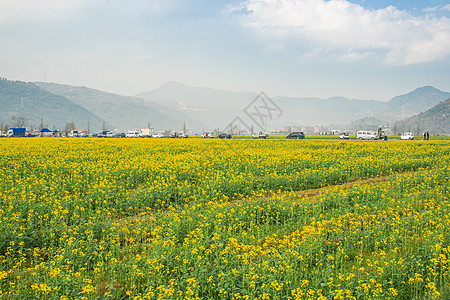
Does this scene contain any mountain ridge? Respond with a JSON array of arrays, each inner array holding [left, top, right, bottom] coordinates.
[[34, 82, 206, 132], [0, 79, 106, 130], [393, 97, 450, 135], [137, 81, 450, 130], [2, 77, 449, 133]]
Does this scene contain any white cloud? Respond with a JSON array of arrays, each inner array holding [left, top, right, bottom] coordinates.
[[423, 6, 439, 13], [442, 4, 450, 12], [228, 0, 450, 65]]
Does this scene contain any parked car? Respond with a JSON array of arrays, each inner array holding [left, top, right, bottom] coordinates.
[[356, 130, 377, 140], [126, 130, 140, 138], [286, 132, 305, 139], [114, 132, 126, 138], [401, 132, 414, 140], [201, 133, 215, 138], [98, 130, 114, 138], [217, 133, 232, 139], [339, 132, 349, 140], [252, 131, 268, 139], [168, 132, 187, 138], [152, 133, 164, 138]]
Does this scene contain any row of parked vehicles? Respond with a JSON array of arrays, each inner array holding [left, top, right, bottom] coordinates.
[[353, 131, 415, 140], [90, 130, 184, 138], [204, 132, 306, 139], [339, 131, 415, 140], [2, 128, 417, 140], [203, 132, 306, 139]]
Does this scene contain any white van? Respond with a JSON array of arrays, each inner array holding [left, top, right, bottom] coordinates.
[[126, 130, 140, 138], [152, 133, 164, 138], [401, 132, 414, 140], [68, 130, 80, 138], [356, 130, 377, 140]]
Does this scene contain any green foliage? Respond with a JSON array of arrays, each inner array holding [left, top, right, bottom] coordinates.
[[0, 79, 105, 130], [394, 98, 450, 135]]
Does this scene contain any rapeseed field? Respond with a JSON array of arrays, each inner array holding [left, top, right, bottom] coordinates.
[[0, 138, 449, 299]]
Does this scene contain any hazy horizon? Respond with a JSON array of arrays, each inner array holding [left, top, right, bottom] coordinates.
[[33, 79, 449, 103]]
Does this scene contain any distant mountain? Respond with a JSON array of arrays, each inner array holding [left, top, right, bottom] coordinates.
[[393, 98, 450, 135], [136, 81, 256, 108], [137, 81, 385, 130], [345, 117, 386, 131], [137, 82, 449, 130], [273, 96, 383, 127], [0, 79, 105, 130], [4, 78, 448, 133], [379, 86, 450, 120], [137, 82, 450, 131], [35, 82, 205, 132], [136, 81, 258, 130]]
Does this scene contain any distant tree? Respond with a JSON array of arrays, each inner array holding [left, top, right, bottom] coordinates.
[[10, 115, 28, 128], [0, 121, 10, 132], [64, 121, 75, 135], [392, 123, 398, 135]]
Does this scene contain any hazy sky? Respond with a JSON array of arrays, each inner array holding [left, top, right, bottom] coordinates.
[[1, 0, 450, 101]]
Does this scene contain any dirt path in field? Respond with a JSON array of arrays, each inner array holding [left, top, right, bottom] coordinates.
[[268, 169, 430, 204], [287, 175, 390, 203], [117, 169, 428, 225]]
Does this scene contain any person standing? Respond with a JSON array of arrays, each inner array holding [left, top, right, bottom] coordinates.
[[423, 132, 427, 140], [427, 131, 430, 140]]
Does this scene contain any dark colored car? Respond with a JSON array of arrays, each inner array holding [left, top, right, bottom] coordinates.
[[217, 133, 232, 139], [169, 133, 188, 138], [286, 132, 305, 139]]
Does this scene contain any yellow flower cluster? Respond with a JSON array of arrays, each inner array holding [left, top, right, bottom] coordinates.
[[0, 138, 449, 299]]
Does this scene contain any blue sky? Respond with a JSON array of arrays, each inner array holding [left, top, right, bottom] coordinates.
[[1, 0, 449, 101]]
